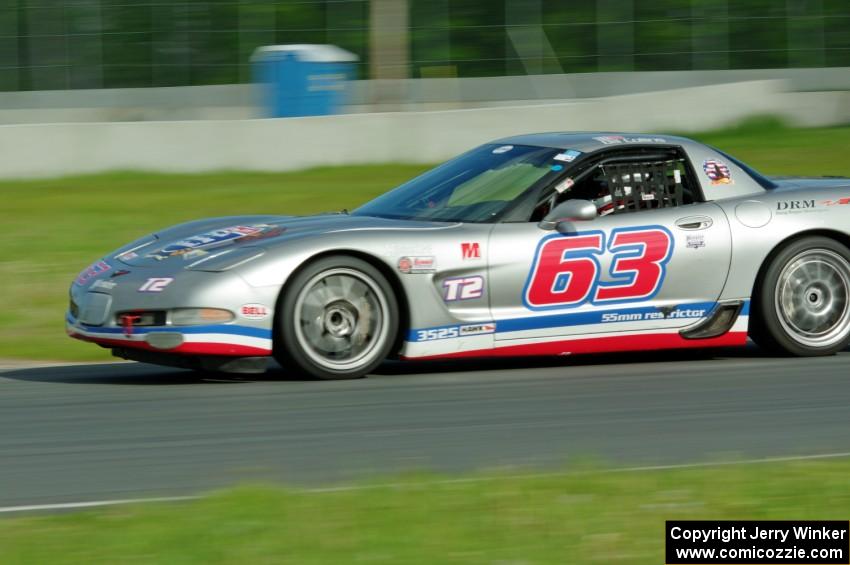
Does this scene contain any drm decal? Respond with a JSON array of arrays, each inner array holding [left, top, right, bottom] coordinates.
[[777, 200, 815, 211], [775, 199, 826, 216], [523, 226, 674, 311], [443, 276, 484, 301]]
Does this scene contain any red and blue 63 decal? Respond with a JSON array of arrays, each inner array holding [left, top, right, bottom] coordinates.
[[523, 226, 674, 310]]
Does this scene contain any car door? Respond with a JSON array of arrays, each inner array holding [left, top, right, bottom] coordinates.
[[487, 146, 732, 344]]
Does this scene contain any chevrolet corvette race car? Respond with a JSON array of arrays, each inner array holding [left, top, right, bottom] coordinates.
[[67, 133, 850, 379]]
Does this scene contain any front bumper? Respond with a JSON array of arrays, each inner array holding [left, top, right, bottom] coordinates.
[[66, 312, 273, 356], [67, 267, 277, 357]]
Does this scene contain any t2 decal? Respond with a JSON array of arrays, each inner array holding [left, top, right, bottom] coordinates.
[[443, 276, 484, 301], [524, 226, 674, 310], [138, 277, 174, 293]]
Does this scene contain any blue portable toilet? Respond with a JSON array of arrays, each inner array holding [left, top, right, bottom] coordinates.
[[252, 44, 359, 118]]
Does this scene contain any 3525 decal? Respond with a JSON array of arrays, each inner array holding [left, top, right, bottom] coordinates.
[[524, 226, 674, 310]]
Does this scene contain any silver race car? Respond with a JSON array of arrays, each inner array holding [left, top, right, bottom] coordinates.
[[67, 133, 850, 379]]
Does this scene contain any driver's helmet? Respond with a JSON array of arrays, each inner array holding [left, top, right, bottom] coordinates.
[[593, 184, 634, 216]]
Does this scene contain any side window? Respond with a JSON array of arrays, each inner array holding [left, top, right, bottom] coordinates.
[[531, 152, 697, 222]]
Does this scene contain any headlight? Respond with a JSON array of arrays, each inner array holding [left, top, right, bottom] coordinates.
[[170, 308, 234, 325]]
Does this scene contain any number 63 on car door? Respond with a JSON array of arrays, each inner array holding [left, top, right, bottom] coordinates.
[[523, 226, 674, 310]]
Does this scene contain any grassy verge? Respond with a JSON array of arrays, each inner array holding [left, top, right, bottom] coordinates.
[[2, 120, 849, 361], [2, 460, 849, 564], [691, 117, 850, 176]]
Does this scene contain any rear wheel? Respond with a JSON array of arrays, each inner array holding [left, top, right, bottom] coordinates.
[[751, 236, 850, 356], [275, 256, 398, 379]]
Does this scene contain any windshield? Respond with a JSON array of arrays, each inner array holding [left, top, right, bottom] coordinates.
[[353, 144, 565, 223]]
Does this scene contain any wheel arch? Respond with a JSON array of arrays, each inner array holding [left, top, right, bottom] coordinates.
[[751, 229, 850, 304], [747, 228, 850, 354], [272, 249, 410, 358]]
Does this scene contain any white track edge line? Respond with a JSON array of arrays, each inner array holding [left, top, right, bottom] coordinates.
[[301, 451, 850, 493], [3, 451, 850, 514], [0, 495, 198, 514]]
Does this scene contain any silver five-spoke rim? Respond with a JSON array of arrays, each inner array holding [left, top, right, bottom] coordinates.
[[775, 249, 850, 348], [293, 268, 390, 371]]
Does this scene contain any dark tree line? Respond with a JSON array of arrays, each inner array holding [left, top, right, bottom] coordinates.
[[0, 0, 847, 91]]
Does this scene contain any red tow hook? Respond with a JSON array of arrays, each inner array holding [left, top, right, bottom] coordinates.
[[119, 313, 142, 337]]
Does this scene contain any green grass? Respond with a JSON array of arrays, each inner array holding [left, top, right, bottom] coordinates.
[[2, 120, 850, 361], [1, 460, 849, 564], [692, 117, 850, 176]]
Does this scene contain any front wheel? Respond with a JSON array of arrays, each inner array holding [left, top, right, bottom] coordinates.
[[751, 236, 850, 356], [275, 256, 398, 379]]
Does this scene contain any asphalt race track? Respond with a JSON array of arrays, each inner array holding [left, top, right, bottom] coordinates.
[[2, 346, 850, 508]]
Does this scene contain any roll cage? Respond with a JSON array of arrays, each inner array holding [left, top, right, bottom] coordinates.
[[497, 144, 706, 223]]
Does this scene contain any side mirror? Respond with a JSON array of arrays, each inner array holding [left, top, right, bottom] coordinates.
[[538, 199, 597, 231]]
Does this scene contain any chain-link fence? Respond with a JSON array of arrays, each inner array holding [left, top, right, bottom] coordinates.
[[1, 0, 849, 92]]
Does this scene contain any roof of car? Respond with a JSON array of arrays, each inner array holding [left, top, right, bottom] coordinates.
[[492, 132, 696, 153]]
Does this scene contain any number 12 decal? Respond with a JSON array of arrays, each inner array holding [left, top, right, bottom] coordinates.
[[524, 226, 674, 310]]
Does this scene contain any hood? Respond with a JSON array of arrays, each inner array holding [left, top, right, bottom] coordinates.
[[115, 213, 455, 269]]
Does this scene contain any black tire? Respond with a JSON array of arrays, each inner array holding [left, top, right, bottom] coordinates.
[[750, 236, 850, 356], [274, 256, 399, 380]]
